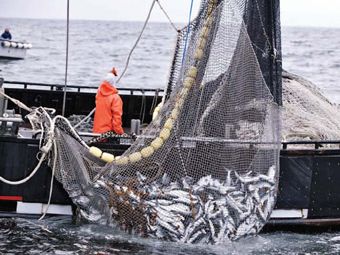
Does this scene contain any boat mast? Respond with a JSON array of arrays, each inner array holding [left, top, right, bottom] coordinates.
[[62, 0, 70, 116]]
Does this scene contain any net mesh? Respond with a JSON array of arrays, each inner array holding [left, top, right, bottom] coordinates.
[[29, 0, 281, 244], [282, 71, 340, 142]]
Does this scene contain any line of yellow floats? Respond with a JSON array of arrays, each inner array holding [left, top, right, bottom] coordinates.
[[89, 0, 217, 165]]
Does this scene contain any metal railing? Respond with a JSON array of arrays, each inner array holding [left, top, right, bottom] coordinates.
[[282, 140, 340, 150], [3, 80, 165, 95]]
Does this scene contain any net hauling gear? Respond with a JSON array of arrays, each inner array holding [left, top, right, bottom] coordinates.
[[28, 0, 281, 244]]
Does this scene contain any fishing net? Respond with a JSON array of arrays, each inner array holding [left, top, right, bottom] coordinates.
[[28, 0, 281, 244], [282, 71, 340, 142]]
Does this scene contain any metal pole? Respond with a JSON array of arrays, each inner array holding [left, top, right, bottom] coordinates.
[[62, 0, 70, 116]]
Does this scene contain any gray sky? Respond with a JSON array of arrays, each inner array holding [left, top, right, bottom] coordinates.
[[1, 0, 340, 27]]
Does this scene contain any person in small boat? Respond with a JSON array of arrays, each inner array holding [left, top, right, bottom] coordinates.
[[1, 28, 12, 40], [93, 67, 124, 134]]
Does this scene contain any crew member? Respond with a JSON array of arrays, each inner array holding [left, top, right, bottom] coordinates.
[[1, 28, 12, 40], [93, 68, 124, 134]]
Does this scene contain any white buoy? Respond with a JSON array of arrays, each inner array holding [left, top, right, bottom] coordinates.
[[180, 87, 190, 98], [17, 43, 24, 48], [23, 43, 32, 49], [89, 146, 103, 158], [2, 41, 11, 48], [183, 77, 195, 89], [187, 66, 198, 79], [159, 128, 171, 140], [101, 152, 115, 163], [175, 97, 185, 109], [151, 137, 164, 150], [171, 107, 180, 120], [129, 152, 142, 163], [141, 146, 155, 158], [115, 156, 129, 165], [152, 101, 164, 120], [10, 42, 17, 48], [164, 118, 174, 129], [194, 48, 204, 60]]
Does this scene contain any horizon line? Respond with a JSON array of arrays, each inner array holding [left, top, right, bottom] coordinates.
[[1, 16, 340, 29]]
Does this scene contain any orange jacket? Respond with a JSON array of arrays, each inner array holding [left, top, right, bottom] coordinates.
[[93, 81, 124, 134]]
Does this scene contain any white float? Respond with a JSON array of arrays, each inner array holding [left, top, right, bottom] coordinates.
[[0, 39, 32, 59]]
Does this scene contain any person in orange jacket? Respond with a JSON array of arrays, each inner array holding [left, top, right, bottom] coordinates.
[[93, 68, 124, 134]]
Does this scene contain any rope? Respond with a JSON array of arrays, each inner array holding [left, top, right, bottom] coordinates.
[[156, 0, 179, 32], [0, 92, 51, 185], [39, 140, 57, 220], [74, 107, 96, 129], [53, 115, 89, 149], [0, 153, 46, 185], [0, 88, 32, 112], [116, 0, 157, 84], [0, 106, 88, 185], [181, 0, 195, 64]]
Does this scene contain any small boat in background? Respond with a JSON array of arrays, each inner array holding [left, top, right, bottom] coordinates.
[[0, 39, 32, 59]]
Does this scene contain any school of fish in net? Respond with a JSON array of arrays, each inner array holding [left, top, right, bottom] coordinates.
[[91, 167, 276, 243]]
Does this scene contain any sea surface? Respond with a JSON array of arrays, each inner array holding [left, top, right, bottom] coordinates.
[[1, 18, 340, 254], [2, 216, 340, 255], [0, 19, 340, 102]]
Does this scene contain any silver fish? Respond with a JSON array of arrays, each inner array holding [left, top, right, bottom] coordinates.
[[159, 203, 191, 216], [156, 217, 180, 236], [161, 173, 171, 185], [226, 170, 232, 186], [188, 229, 206, 244]]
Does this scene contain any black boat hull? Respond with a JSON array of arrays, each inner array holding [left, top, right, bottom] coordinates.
[[1, 134, 340, 228], [1, 82, 340, 229]]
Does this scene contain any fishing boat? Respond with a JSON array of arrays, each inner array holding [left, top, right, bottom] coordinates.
[[0, 39, 32, 59], [0, 0, 339, 243], [1, 73, 340, 233]]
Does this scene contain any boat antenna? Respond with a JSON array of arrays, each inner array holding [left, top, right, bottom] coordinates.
[[62, 0, 70, 116]]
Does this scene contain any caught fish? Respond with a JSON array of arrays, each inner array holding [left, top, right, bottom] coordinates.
[[74, 164, 277, 244]]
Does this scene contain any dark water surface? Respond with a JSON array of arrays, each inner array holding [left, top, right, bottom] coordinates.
[[1, 18, 340, 254], [1, 217, 340, 255]]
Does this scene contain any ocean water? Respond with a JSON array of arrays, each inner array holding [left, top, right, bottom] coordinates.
[[0, 18, 177, 91], [1, 18, 340, 254], [0, 19, 340, 102], [2, 217, 340, 255], [282, 26, 340, 103]]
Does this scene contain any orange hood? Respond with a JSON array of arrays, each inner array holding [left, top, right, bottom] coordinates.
[[97, 81, 118, 97]]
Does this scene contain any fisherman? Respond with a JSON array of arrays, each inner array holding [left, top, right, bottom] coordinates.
[[93, 67, 124, 134], [1, 28, 12, 40]]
